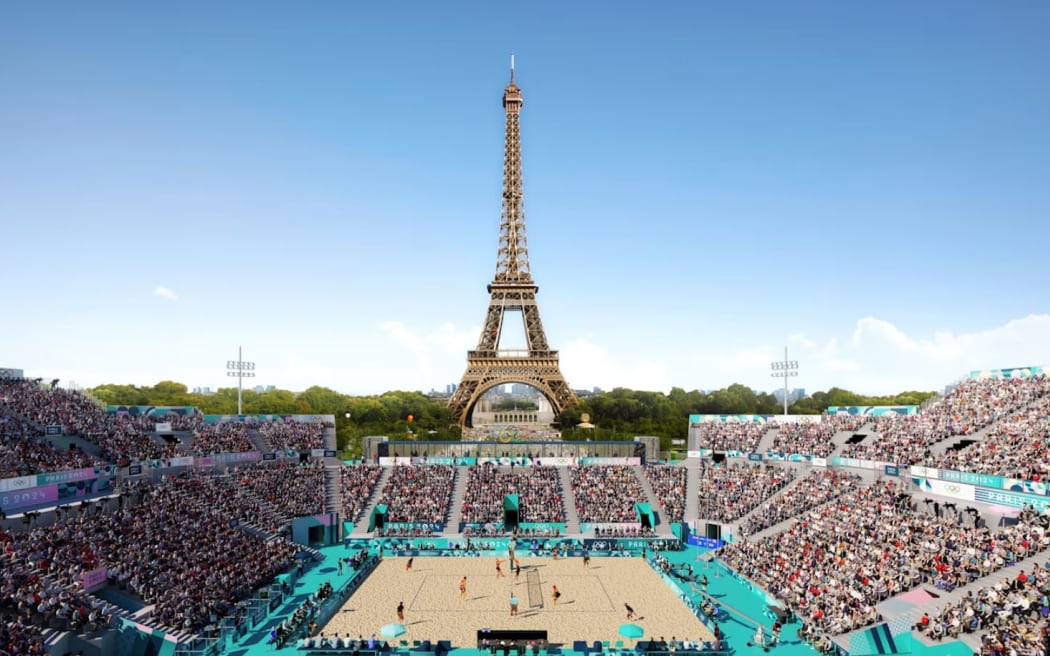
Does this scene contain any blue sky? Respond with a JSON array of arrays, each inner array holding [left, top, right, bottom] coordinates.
[[2, 2, 1048, 396]]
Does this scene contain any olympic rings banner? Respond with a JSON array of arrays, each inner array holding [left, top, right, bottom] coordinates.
[[913, 476, 976, 502], [909, 465, 1045, 495]]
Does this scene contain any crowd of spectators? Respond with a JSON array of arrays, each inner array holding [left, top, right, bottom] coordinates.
[[231, 461, 327, 519], [163, 470, 287, 535], [190, 423, 255, 456], [697, 463, 794, 522], [694, 421, 768, 452], [1, 519, 108, 655], [0, 612, 44, 656], [930, 391, 1050, 480], [340, 464, 384, 522], [720, 480, 1050, 636], [570, 465, 646, 523], [842, 375, 1050, 465], [258, 420, 329, 452], [738, 470, 862, 536], [769, 415, 865, 458], [460, 465, 564, 524], [3, 473, 299, 633], [916, 505, 1050, 655], [919, 567, 1049, 652], [376, 466, 455, 523], [0, 410, 100, 478], [644, 465, 686, 522], [0, 378, 178, 464]]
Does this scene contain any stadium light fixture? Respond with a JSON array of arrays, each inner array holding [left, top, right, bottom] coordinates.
[[226, 346, 256, 415], [770, 347, 798, 418]]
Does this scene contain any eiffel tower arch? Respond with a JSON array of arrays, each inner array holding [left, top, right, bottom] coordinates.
[[448, 60, 577, 430]]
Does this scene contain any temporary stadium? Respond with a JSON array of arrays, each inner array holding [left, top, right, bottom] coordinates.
[[2, 366, 1048, 656]]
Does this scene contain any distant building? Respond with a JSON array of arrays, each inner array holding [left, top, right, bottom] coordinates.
[[446, 383, 458, 395], [773, 388, 807, 403], [192, 386, 214, 395], [510, 383, 539, 397]]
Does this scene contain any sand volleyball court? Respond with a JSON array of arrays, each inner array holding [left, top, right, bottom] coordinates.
[[321, 556, 714, 647]]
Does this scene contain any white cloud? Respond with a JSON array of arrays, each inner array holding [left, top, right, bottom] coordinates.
[[789, 313, 1050, 393], [368, 314, 1050, 396], [788, 333, 817, 349], [153, 285, 178, 300], [372, 321, 481, 392], [27, 313, 1050, 400], [379, 320, 425, 353], [379, 321, 479, 355], [561, 336, 671, 392], [428, 322, 482, 354]]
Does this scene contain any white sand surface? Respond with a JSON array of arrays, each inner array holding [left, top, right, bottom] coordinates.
[[321, 556, 713, 647]]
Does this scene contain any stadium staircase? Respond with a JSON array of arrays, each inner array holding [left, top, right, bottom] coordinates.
[[632, 465, 675, 536], [0, 403, 105, 458], [170, 430, 194, 453], [350, 467, 393, 536], [727, 464, 811, 541], [444, 466, 470, 534], [557, 467, 581, 535], [854, 543, 1050, 654], [41, 592, 141, 655], [828, 422, 874, 455], [324, 464, 342, 515], [248, 428, 271, 453], [202, 474, 292, 535], [756, 428, 779, 453], [926, 424, 995, 459], [683, 460, 701, 522]]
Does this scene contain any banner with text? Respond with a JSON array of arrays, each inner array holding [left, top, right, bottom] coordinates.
[[689, 414, 769, 424], [203, 414, 334, 425], [974, 488, 1050, 513], [769, 415, 823, 424], [969, 365, 1045, 380], [80, 567, 109, 592], [578, 457, 641, 466], [107, 405, 198, 419], [580, 522, 643, 534], [827, 405, 918, 417]]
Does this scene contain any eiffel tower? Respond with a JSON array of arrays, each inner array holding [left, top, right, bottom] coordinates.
[[448, 60, 577, 430]]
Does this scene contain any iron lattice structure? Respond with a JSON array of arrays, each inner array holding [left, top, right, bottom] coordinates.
[[448, 66, 577, 428]]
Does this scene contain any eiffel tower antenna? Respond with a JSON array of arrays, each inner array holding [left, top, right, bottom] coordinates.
[[448, 61, 577, 431]]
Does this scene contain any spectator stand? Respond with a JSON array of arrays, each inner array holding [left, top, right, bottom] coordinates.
[[842, 375, 1049, 466]]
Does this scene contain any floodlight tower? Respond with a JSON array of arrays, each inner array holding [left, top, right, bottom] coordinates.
[[770, 347, 799, 417], [226, 346, 256, 415]]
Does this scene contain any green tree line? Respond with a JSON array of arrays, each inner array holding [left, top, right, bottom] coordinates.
[[90, 381, 935, 455]]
